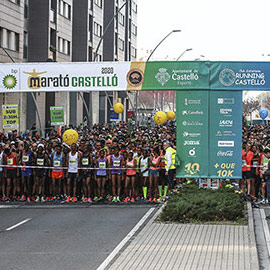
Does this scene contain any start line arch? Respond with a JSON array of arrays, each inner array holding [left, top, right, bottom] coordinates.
[[0, 60, 269, 179]]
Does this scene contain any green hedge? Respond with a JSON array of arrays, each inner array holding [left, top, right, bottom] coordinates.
[[159, 185, 246, 224]]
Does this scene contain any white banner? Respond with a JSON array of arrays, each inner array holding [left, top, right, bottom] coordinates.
[[0, 62, 132, 92]]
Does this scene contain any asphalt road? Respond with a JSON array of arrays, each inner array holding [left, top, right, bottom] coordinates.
[[0, 205, 155, 270]]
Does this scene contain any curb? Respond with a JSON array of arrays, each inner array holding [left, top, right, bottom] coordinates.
[[247, 202, 260, 269]]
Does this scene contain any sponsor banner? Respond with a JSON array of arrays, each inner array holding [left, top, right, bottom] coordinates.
[[176, 91, 209, 178], [50, 106, 64, 126], [210, 61, 270, 91], [2, 104, 19, 129], [110, 109, 119, 121], [209, 91, 242, 179]]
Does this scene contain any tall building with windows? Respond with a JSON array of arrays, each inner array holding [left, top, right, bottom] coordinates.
[[0, 0, 138, 132]]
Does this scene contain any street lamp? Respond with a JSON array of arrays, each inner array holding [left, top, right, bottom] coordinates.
[[176, 48, 192, 61], [139, 29, 181, 121]]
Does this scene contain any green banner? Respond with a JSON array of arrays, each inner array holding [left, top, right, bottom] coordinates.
[[50, 106, 64, 126], [176, 91, 209, 178], [209, 91, 242, 179]]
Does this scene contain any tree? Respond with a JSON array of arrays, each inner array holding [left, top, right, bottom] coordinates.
[[242, 98, 260, 123]]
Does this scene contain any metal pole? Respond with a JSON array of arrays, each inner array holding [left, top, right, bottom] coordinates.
[[176, 48, 192, 61], [0, 45, 43, 135]]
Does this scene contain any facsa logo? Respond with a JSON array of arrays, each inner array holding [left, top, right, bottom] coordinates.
[[219, 120, 233, 127], [184, 140, 200, 146], [218, 141, 234, 147], [217, 151, 234, 157]]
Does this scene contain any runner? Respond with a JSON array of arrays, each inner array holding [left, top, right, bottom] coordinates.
[[140, 149, 150, 202], [95, 149, 107, 201], [149, 148, 160, 202], [124, 151, 137, 202]]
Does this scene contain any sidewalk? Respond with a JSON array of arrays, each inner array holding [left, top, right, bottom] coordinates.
[[108, 203, 259, 270]]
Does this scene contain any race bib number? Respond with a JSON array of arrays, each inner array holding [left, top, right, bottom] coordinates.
[[127, 162, 133, 167], [37, 159, 44, 166], [69, 160, 76, 165], [113, 160, 120, 167], [8, 158, 13, 165], [142, 164, 147, 168], [99, 162, 106, 169], [242, 160, 247, 166], [253, 161, 258, 166], [54, 160, 61, 167], [82, 158, 89, 166], [22, 156, 29, 162], [152, 161, 156, 165]]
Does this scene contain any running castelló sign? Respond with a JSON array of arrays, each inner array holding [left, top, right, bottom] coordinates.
[[1, 61, 270, 92], [1, 60, 269, 179]]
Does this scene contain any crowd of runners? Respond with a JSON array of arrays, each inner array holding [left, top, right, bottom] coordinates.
[[0, 123, 177, 203]]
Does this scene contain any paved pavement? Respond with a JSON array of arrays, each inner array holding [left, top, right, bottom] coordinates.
[[0, 205, 155, 270], [108, 204, 259, 270]]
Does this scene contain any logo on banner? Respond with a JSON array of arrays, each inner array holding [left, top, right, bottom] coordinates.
[[182, 110, 203, 115], [220, 108, 232, 115], [155, 68, 170, 86], [2, 74, 17, 89], [219, 120, 233, 127], [23, 69, 47, 90], [183, 132, 201, 137], [217, 98, 235, 105], [218, 141, 234, 147], [127, 69, 144, 87], [188, 148, 196, 157], [217, 151, 234, 157], [219, 69, 236, 86], [184, 98, 201, 105], [182, 121, 203, 126]]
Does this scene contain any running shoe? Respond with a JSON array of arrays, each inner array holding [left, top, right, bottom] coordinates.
[[124, 197, 129, 202], [112, 196, 117, 202], [260, 199, 266, 204], [130, 198, 135, 203], [16, 196, 21, 201], [65, 196, 71, 203], [41, 196, 45, 202], [45, 196, 50, 201], [72, 197, 77, 202], [20, 195, 26, 201], [35, 196, 40, 202], [148, 198, 152, 202], [81, 195, 85, 201], [50, 197, 54, 201], [87, 197, 92, 203], [93, 196, 99, 201], [2, 196, 6, 201], [6, 197, 10, 202], [153, 198, 157, 203], [108, 196, 113, 201], [141, 197, 146, 202], [116, 196, 121, 202], [157, 197, 162, 202], [27, 197, 31, 202], [83, 197, 88, 203], [32, 196, 36, 201]]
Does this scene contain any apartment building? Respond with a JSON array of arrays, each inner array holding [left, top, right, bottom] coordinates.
[[0, 0, 138, 132]]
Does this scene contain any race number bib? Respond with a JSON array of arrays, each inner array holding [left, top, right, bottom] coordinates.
[[22, 156, 29, 162], [54, 160, 61, 167], [127, 162, 133, 168], [99, 162, 106, 169], [82, 158, 89, 166], [8, 158, 13, 165], [69, 160, 76, 165], [113, 160, 120, 167], [37, 159, 44, 166], [242, 160, 247, 166]]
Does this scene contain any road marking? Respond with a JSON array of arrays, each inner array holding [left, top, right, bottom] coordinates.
[[97, 207, 155, 270], [5, 218, 31, 231], [260, 209, 270, 257]]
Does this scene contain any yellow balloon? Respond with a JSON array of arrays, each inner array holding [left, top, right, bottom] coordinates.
[[154, 111, 167, 125], [113, 103, 124, 114], [167, 111, 176, 121], [62, 129, 79, 145]]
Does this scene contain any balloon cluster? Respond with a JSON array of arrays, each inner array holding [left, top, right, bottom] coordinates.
[[154, 111, 175, 125]]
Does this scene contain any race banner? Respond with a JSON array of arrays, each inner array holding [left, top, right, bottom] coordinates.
[[1, 61, 270, 92], [209, 91, 242, 179], [2, 104, 19, 129], [176, 91, 209, 178], [50, 106, 64, 125]]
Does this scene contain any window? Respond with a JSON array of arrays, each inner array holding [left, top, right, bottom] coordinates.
[[131, 46, 137, 58], [50, 9, 56, 23], [119, 13, 124, 26], [23, 32, 28, 58], [58, 0, 71, 19], [94, 22, 102, 37], [9, 0, 20, 5], [131, 23, 137, 36], [94, 0, 102, 8], [0, 28, 19, 52], [118, 38, 124, 51], [88, 15, 93, 42], [24, 1, 29, 18], [57, 37, 70, 55], [132, 1, 137, 13]]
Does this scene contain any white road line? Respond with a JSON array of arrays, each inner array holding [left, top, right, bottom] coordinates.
[[260, 209, 270, 257], [97, 207, 155, 270], [5, 218, 31, 231]]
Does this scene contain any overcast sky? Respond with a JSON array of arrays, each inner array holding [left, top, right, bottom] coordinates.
[[137, 0, 270, 62]]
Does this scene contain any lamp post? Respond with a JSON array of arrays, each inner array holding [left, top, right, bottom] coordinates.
[[176, 48, 192, 61], [139, 29, 181, 121]]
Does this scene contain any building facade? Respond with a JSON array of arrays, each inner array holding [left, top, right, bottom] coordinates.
[[0, 0, 138, 133]]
